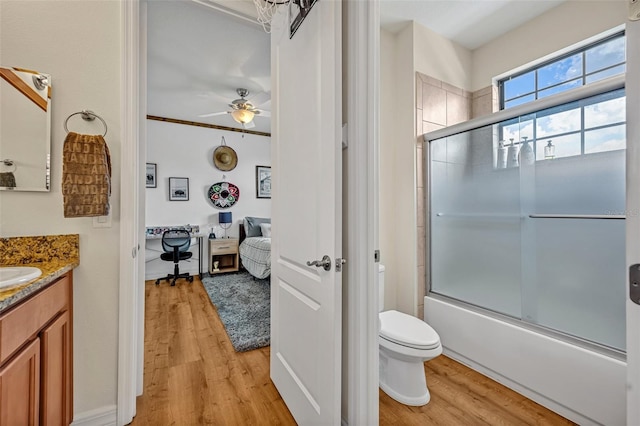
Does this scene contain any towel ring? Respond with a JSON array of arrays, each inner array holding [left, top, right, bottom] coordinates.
[[64, 110, 108, 137], [1, 159, 17, 173]]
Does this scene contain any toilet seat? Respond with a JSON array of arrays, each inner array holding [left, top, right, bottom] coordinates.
[[379, 310, 440, 350]]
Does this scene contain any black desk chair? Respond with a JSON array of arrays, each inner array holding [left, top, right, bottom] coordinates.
[[155, 229, 194, 286]]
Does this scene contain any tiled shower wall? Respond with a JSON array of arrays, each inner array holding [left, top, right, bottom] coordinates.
[[416, 71, 496, 319]]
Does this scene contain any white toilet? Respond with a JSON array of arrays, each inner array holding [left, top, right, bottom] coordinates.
[[378, 264, 442, 406]]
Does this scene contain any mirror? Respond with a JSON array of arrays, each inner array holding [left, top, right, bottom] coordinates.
[[0, 66, 51, 191]]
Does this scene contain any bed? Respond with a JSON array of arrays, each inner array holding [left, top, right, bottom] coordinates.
[[239, 217, 271, 279]]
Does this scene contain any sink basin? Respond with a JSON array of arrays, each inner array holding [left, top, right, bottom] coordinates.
[[0, 267, 42, 289]]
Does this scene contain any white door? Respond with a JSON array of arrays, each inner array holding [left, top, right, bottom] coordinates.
[[270, 1, 342, 424], [627, 16, 640, 425]]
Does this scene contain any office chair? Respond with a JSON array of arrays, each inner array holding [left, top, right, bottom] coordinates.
[[155, 229, 194, 286]]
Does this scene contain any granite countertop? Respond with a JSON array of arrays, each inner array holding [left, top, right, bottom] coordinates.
[[0, 234, 79, 314], [0, 259, 79, 313]]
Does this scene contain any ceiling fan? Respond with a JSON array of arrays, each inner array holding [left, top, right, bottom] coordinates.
[[199, 88, 270, 129]]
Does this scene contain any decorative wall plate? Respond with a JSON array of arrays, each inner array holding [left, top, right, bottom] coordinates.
[[208, 181, 239, 208]]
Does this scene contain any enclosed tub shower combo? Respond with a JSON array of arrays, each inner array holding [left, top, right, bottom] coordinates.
[[424, 76, 627, 425]]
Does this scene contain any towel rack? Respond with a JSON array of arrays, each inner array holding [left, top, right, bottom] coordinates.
[[64, 110, 108, 137], [0, 159, 16, 173]]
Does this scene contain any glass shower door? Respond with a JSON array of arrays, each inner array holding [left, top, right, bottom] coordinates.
[[429, 88, 627, 351]]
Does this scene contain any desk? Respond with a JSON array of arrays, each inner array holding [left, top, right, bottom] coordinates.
[[145, 228, 204, 279]]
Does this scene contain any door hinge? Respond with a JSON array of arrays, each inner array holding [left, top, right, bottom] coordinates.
[[342, 123, 348, 149], [630, 264, 640, 305]]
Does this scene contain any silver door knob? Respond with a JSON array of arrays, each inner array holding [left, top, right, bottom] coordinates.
[[306, 255, 332, 271]]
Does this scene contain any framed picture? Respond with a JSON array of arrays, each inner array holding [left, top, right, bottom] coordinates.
[[146, 163, 157, 188], [256, 166, 271, 199], [169, 177, 189, 201]]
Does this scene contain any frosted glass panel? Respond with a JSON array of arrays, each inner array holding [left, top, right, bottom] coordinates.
[[428, 89, 626, 351], [430, 128, 522, 318], [532, 219, 625, 350]]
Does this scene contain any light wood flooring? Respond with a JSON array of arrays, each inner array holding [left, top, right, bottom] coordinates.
[[131, 276, 575, 425]]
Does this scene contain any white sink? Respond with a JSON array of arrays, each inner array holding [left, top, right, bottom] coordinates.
[[0, 267, 42, 289]]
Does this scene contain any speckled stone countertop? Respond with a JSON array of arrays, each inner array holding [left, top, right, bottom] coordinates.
[[0, 234, 79, 313]]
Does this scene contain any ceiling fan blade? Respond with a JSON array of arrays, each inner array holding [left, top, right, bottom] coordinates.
[[249, 91, 271, 106], [257, 110, 271, 118], [244, 121, 256, 129], [198, 111, 229, 118]]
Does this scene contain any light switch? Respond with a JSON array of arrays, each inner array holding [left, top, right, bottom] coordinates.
[[93, 212, 112, 228]]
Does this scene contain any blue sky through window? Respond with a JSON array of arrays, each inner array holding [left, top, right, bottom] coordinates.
[[498, 32, 625, 160], [500, 32, 625, 109], [500, 89, 625, 160]]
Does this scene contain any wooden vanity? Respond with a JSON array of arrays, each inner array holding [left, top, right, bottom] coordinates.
[[0, 234, 79, 425], [0, 272, 73, 425]]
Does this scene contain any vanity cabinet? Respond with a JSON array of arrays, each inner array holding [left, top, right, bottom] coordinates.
[[0, 272, 73, 425]]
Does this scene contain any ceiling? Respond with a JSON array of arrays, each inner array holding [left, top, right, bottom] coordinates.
[[380, 0, 566, 49], [147, 0, 271, 134], [147, 0, 566, 134]]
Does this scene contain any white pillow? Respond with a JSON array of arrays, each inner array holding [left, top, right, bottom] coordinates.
[[260, 223, 272, 237]]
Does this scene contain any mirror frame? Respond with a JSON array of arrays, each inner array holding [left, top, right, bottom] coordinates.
[[0, 67, 51, 192]]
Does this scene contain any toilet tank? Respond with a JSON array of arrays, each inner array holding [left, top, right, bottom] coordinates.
[[378, 264, 385, 312]]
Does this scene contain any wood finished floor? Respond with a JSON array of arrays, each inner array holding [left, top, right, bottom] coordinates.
[[131, 276, 575, 425]]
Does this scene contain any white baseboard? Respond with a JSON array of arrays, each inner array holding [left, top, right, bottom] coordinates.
[[72, 405, 117, 426]]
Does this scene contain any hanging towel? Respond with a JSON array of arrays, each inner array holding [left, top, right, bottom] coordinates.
[[0, 172, 16, 188], [62, 132, 112, 217]]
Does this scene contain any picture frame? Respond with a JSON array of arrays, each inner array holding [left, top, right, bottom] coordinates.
[[169, 177, 189, 201], [256, 166, 271, 199], [146, 163, 157, 188]]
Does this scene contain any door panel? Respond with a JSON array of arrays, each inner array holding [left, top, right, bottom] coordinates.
[[0, 338, 40, 426], [41, 311, 71, 426], [270, 1, 343, 424]]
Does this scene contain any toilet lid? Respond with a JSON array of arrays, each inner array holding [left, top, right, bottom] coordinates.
[[379, 310, 440, 350]]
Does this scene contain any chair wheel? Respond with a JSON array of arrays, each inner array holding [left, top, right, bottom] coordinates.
[[155, 279, 160, 285], [188, 276, 194, 283]]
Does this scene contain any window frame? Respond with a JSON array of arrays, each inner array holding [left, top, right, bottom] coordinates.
[[498, 31, 626, 110]]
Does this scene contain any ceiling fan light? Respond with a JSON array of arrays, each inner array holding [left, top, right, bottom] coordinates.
[[231, 109, 255, 124]]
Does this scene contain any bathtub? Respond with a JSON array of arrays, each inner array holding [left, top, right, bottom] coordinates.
[[425, 296, 626, 425]]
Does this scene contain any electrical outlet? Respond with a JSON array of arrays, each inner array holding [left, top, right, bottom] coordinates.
[[93, 212, 112, 228]]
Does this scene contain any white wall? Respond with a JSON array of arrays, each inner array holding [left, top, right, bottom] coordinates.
[[472, 1, 628, 91], [379, 28, 397, 311], [0, 0, 121, 417], [392, 24, 417, 315], [145, 120, 270, 278], [380, 21, 472, 316], [413, 23, 472, 92], [145, 120, 271, 236]]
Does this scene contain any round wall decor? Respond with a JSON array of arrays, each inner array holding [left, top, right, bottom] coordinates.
[[213, 136, 238, 171], [208, 181, 239, 208], [213, 146, 238, 171]]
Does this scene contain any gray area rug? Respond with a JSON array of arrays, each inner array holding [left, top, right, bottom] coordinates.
[[202, 271, 270, 352]]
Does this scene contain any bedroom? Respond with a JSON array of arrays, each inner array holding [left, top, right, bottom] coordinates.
[[143, 1, 273, 357], [144, 0, 272, 283]]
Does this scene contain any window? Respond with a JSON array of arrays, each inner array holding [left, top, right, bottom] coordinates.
[[500, 88, 625, 161], [497, 31, 626, 160], [499, 32, 626, 110]]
